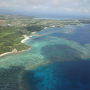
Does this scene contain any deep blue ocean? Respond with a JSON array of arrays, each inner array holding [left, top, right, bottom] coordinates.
[[25, 24, 90, 90], [0, 23, 90, 90]]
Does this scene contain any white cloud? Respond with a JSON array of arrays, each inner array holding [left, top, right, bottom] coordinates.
[[0, 0, 90, 15]]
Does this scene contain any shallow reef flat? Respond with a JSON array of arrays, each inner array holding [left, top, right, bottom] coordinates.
[[0, 36, 90, 70], [0, 24, 90, 90]]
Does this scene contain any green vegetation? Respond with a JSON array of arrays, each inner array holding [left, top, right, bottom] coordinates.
[[0, 15, 90, 54], [0, 26, 29, 54], [0, 23, 47, 54], [0, 15, 46, 54]]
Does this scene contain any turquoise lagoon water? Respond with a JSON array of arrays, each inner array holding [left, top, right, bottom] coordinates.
[[0, 24, 90, 90]]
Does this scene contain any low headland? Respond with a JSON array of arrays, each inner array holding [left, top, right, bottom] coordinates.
[[0, 15, 90, 57], [0, 32, 40, 57]]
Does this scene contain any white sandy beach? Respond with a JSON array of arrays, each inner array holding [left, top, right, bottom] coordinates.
[[0, 33, 40, 57], [0, 52, 12, 57], [21, 35, 32, 43], [21, 32, 40, 43], [0, 48, 32, 57]]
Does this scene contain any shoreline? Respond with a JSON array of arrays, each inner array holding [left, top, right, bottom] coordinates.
[[0, 35, 31, 57], [0, 48, 32, 57], [21, 32, 41, 43], [0, 52, 13, 57], [21, 35, 32, 43], [0, 32, 40, 58]]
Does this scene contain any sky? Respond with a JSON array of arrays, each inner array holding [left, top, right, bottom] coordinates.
[[0, 0, 90, 17]]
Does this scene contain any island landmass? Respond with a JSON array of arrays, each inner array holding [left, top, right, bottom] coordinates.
[[0, 15, 90, 56]]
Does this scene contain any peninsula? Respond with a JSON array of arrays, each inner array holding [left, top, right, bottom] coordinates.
[[0, 15, 90, 55]]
